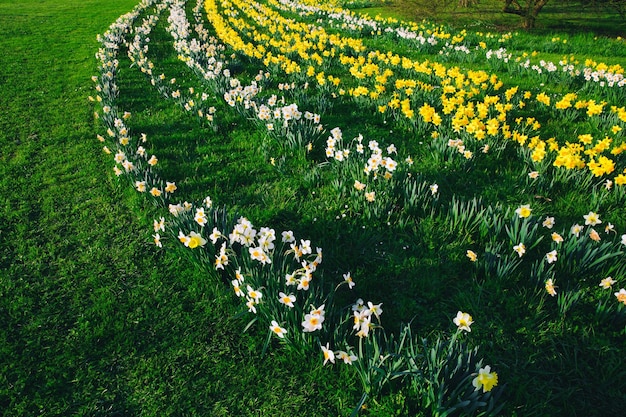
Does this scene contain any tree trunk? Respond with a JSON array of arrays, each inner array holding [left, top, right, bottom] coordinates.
[[523, 13, 536, 28], [502, 0, 549, 29]]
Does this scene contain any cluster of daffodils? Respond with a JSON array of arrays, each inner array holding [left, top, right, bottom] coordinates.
[[206, 0, 502, 126], [169, 203, 336, 340], [171, 204, 396, 369], [316, 298, 384, 368], [486, 47, 626, 92], [351, 298, 383, 339], [469, 204, 626, 305], [274, 0, 445, 52], [247, 92, 324, 143], [327, 129, 401, 178], [162, 190, 393, 368], [111, 1, 488, 407], [322, 128, 442, 223], [94, 0, 353, 349]]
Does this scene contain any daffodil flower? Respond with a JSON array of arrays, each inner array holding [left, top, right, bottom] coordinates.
[[472, 366, 498, 392], [551, 232, 564, 243], [246, 285, 262, 303], [270, 320, 287, 339], [605, 223, 615, 234], [367, 302, 383, 319], [209, 227, 222, 244], [153, 217, 165, 233], [165, 181, 177, 193], [337, 351, 358, 365], [187, 231, 206, 249], [614, 289, 626, 305], [453, 311, 473, 332], [278, 292, 296, 308], [545, 279, 557, 296], [343, 272, 355, 289], [246, 298, 257, 314], [194, 207, 208, 226], [583, 211, 601, 226], [281, 230, 295, 243], [321, 343, 335, 365], [302, 313, 324, 332], [542, 216, 555, 228], [515, 204, 532, 218], [356, 315, 371, 338], [599, 277, 616, 289], [513, 243, 526, 257], [231, 280, 243, 297], [545, 250, 558, 264]]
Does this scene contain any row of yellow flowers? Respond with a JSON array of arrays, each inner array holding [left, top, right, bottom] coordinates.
[[205, 0, 626, 185], [278, 0, 625, 96]]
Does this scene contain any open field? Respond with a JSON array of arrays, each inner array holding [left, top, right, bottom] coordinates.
[[1, 0, 626, 416]]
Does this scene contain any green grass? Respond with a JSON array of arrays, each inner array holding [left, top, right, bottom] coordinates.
[[2, 0, 626, 416]]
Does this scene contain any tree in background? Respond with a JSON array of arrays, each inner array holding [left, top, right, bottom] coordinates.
[[502, 0, 550, 28]]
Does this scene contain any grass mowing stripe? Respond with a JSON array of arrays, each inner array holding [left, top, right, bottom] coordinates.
[[1, 2, 153, 413]]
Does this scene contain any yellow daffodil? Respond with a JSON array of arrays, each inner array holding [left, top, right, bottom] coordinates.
[[187, 231, 207, 249], [545, 278, 557, 297], [551, 232, 564, 243], [165, 181, 177, 193], [515, 204, 532, 218], [472, 366, 498, 393]]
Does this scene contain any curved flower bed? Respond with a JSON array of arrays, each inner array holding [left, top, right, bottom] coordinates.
[[92, 0, 626, 414]]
